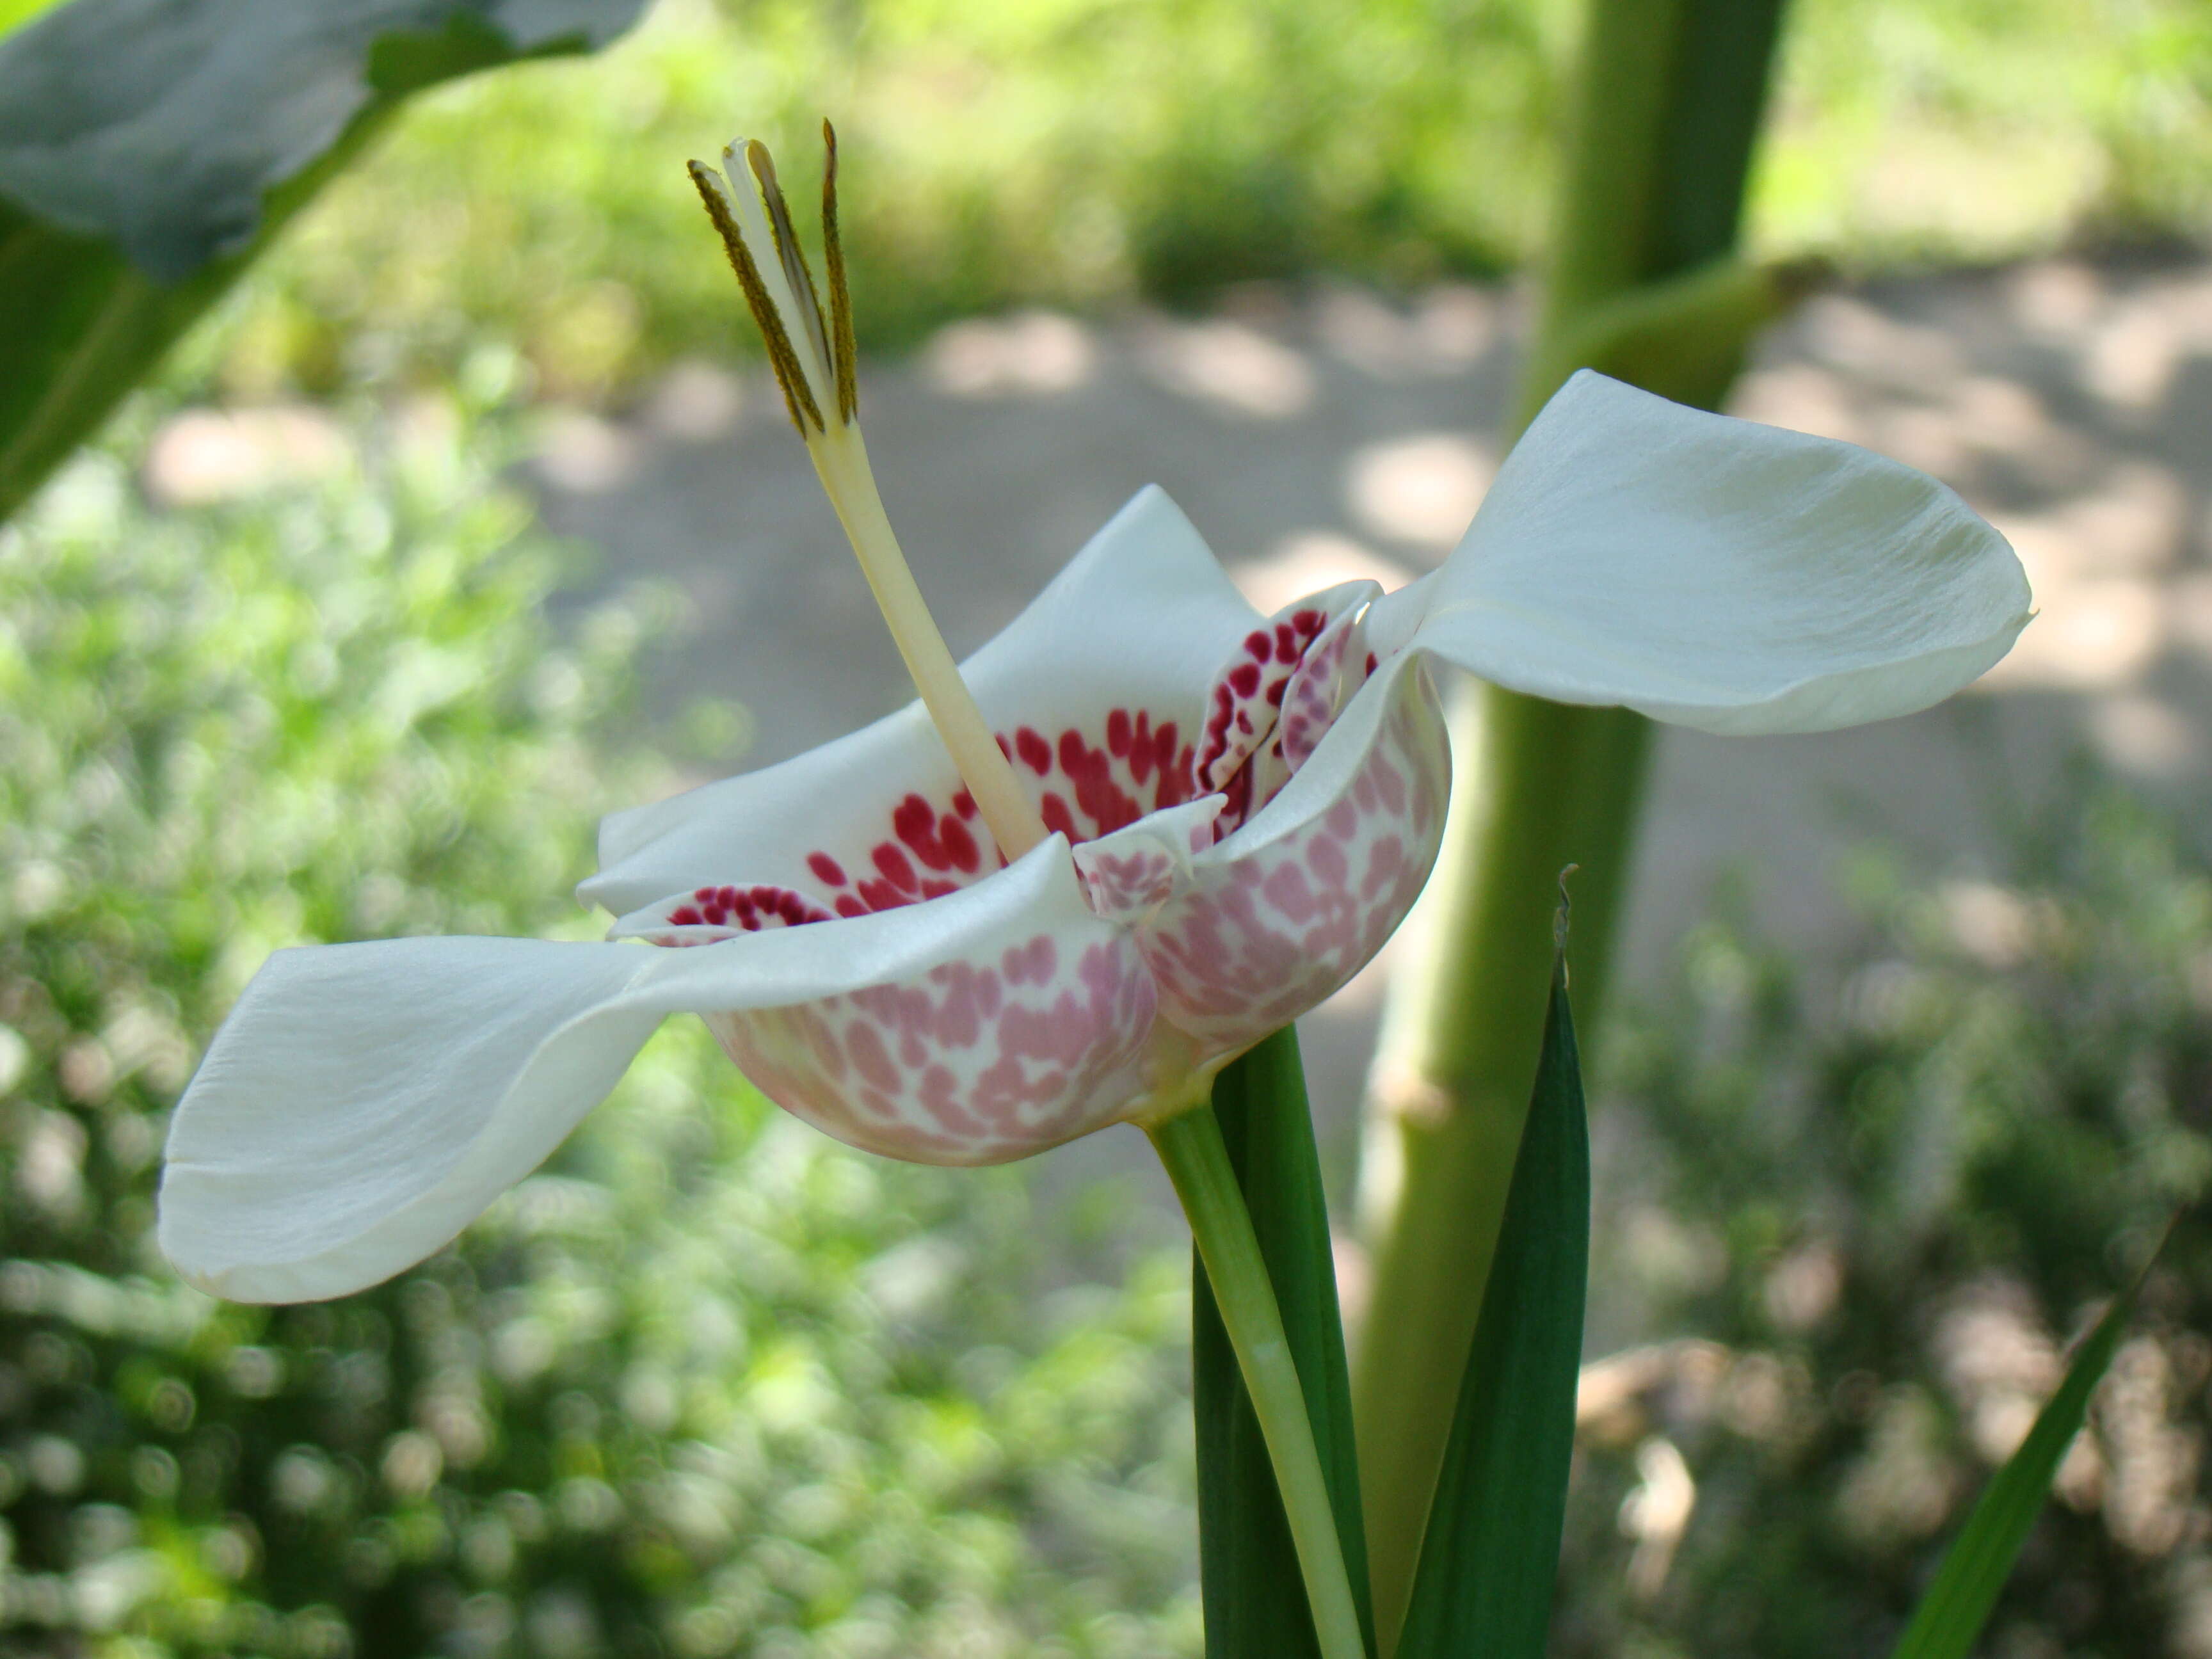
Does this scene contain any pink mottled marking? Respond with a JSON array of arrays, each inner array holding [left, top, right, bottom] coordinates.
[[1132, 662, 1451, 1055], [705, 930, 1160, 1164]]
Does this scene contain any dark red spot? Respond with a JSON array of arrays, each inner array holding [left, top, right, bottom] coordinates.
[[1107, 707, 1132, 756], [1128, 712, 1156, 782], [858, 878, 908, 912], [1059, 728, 1141, 836], [894, 793, 952, 871], [940, 813, 979, 872], [1229, 662, 1261, 697], [1218, 767, 1253, 835], [953, 789, 978, 820], [835, 895, 869, 918], [872, 843, 919, 893], [1015, 726, 1052, 775], [1040, 792, 1080, 842], [807, 851, 847, 886], [669, 906, 702, 926]]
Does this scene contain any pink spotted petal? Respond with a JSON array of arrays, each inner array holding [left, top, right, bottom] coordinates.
[[1278, 602, 1377, 774], [582, 486, 1263, 919], [159, 837, 1157, 1303], [1130, 653, 1452, 1055], [1192, 581, 1379, 833]]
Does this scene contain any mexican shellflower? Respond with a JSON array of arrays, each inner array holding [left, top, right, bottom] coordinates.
[[157, 132, 2031, 1310]]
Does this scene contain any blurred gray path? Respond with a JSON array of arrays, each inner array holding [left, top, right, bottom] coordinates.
[[513, 255, 2212, 1198]]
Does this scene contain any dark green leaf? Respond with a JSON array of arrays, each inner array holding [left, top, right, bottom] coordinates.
[[0, 0, 647, 522], [1889, 1228, 2171, 1659], [1397, 946, 1588, 1659], [1194, 1025, 1376, 1659], [0, 0, 65, 43]]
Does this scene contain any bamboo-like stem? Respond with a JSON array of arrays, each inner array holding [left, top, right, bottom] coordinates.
[[1350, 0, 1792, 1644], [1151, 1105, 1368, 1659]]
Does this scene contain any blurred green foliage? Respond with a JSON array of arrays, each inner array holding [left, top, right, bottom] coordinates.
[[204, 0, 2212, 401], [0, 390, 1198, 1655], [1563, 795, 2212, 1658]]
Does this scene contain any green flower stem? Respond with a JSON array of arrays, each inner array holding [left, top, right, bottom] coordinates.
[[1151, 1103, 1366, 1659], [1350, 0, 1792, 1643]]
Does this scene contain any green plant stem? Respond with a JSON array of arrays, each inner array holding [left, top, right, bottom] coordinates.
[[1350, 0, 1791, 1644], [1194, 1028, 1376, 1658], [1151, 1103, 1366, 1659]]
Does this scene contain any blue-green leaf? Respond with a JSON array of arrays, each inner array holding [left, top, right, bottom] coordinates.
[[0, 0, 647, 523], [1889, 1229, 2170, 1659], [1194, 1025, 1376, 1658], [1396, 942, 1588, 1659]]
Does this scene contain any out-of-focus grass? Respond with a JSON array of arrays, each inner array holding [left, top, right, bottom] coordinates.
[[1763, 0, 2212, 261], [207, 0, 2212, 403], [212, 0, 1562, 399]]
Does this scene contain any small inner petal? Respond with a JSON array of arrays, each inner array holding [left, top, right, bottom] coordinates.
[[1191, 582, 1383, 840], [1278, 606, 1375, 773]]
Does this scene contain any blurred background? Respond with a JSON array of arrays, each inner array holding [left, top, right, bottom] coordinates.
[[5, 0, 2212, 1652]]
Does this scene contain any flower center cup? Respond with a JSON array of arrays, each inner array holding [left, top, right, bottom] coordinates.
[[605, 560, 1450, 1164], [647, 129, 1455, 1161]]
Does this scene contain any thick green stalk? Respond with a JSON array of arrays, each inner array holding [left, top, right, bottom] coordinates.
[[1152, 1105, 1366, 1659], [1350, 0, 1791, 1643]]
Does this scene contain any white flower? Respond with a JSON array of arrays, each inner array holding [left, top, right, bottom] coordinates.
[[156, 138, 2030, 1306]]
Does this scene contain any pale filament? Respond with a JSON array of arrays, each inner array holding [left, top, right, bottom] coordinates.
[[805, 423, 1049, 863], [691, 131, 1049, 864]]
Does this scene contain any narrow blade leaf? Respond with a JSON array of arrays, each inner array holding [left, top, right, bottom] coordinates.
[[1889, 1228, 2170, 1659], [1194, 1025, 1375, 1658], [1397, 947, 1588, 1659]]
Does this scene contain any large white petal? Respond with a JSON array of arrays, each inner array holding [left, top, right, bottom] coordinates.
[[1398, 371, 2033, 735], [159, 938, 655, 1305], [161, 838, 1149, 1303], [582, 485, 1262, 917]]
